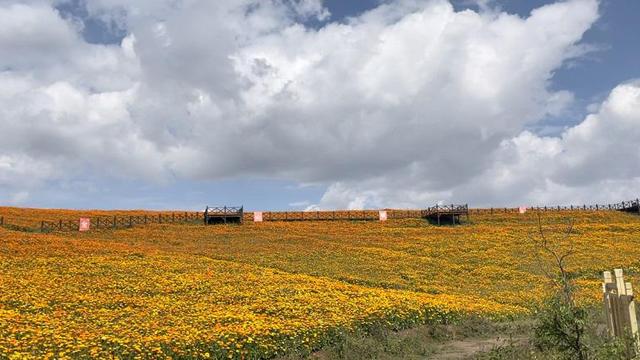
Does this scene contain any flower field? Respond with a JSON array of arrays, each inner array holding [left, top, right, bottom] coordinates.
[[1, 209, 640, 358]]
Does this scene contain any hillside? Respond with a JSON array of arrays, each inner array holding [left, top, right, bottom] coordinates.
[[1, 210, 639, 358]]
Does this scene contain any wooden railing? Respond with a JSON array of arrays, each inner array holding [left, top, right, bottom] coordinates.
[[3, 198, 638, 232], [39, 212, 202, 232], [258, 210, 379, 222], [205, 206, 243, 214], [425, 204, 469, 214]]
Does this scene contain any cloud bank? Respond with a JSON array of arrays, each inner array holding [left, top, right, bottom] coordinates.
[[1, 0, 637, 208]]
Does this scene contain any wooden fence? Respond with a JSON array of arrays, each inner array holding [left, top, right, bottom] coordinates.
[[255, 210, 379, 222], [243, 210, 429, 222], [467, 199, 640, 214], [527, 199, 640, 213], [603, 269, 639, 357], [2, 198, 638, 232], [39, 212, 202, 232]]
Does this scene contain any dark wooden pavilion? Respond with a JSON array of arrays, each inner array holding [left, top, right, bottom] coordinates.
[[422, 204, 469, 225], [204, 206, 244, 225], [619, 199, 640, 215]]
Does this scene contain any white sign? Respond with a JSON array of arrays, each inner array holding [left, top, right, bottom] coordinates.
[[79, 218, 91, 231], [379, 210, 388, 221], [254, 212, 263, 222], [519, 206, 528, 214]]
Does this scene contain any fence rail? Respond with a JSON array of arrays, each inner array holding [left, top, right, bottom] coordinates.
[[38, 212, 203, 232], [2, 198, 638, 232], [258, 210, 380, 222], [466, 199, 640, 214]]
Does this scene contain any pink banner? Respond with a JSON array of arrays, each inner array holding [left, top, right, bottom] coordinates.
[[379, 210, 388, 221], [519, 206, 528, 214], [254, 212, 263, 222], [79, 218, 91, 231]]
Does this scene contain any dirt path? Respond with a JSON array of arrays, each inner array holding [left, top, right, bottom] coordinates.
[[434, 335, 528, 359]]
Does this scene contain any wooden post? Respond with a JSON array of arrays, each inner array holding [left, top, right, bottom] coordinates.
[[41, 221, 45, 232], [626, 282, 639, 340], [113, 216, 117, 229], [613, 269, 626, 337], [604, 271, 616, 337], [129, 216, 133, 228], [0, 216, 3, 226]]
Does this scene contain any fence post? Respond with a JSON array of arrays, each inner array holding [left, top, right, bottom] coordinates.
[[113, 216, 117, 229], [626, 282, 639, 340], [41, 221, 44, 232], [0, 216, 3, 226], [603, 269, 640, 356]]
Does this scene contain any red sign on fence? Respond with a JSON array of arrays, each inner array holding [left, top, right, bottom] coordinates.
[[79, 218, 91, 232]]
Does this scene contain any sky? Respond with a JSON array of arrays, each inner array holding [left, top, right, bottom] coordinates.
[[0, 0, 638, 211]]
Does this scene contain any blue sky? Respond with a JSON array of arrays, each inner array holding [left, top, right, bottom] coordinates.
[[1, 0, 639, 210]]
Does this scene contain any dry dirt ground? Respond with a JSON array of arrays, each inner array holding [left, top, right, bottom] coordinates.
[[305, 321, 531, 360], [435, 336, 529, 359]]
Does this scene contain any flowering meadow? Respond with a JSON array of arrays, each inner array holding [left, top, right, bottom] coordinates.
[[1, 208, 640, 358]]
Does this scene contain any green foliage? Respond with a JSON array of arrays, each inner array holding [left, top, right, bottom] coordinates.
[[532, 292, 590, 359]]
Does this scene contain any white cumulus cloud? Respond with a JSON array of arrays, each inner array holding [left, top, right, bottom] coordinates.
[[2, 0, 635, 209]]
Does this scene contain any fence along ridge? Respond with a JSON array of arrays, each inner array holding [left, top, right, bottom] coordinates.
[[526, 198, 640, 212], [38, 211, 203, 232], [3, 198, 638, 232], [468, 198, 640, 214]]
